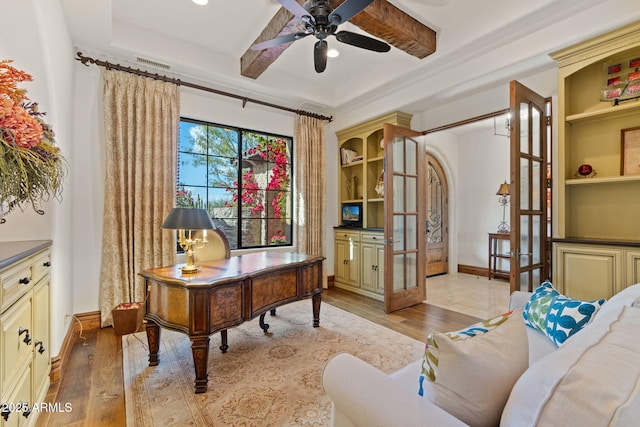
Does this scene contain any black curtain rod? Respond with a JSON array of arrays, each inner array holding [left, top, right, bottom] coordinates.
[[75, 51, 333, 123]]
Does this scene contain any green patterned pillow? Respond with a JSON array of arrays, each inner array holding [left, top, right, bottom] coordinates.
[[523, 281, 559, 331], [523, 281, 606, 346]]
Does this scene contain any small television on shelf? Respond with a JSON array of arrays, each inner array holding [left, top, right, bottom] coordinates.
[[341, 203, 363, 227]]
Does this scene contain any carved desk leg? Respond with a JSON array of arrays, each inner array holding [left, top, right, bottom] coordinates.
[[312, 293, 321, 328], [145, 321, 161, 366], [219, 330, 228, 353], [191, 336, 210, 393]]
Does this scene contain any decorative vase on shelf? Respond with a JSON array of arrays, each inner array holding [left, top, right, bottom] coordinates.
[[375, 170, 384, 197], [575, 164, 596, 178], [346, 176, 358, 200]]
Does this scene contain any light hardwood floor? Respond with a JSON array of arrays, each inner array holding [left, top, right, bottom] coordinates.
[[36, 272, 509, 426]]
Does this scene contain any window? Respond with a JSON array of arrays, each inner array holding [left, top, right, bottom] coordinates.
[[177, 118, 293, 249]]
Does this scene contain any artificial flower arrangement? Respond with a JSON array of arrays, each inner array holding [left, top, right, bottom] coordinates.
[[0, 59, 66, 223]]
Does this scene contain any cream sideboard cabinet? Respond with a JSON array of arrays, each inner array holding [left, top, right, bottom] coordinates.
[[0, 241, 52, 426], [334, 228, 384, 300]]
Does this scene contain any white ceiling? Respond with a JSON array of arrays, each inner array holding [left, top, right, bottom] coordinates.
[[60, 0, 640, 127]]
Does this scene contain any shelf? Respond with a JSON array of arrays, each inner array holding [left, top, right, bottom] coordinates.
[[368, 198, 383, 203], [566, 99, 640, 123], [341, 160, 363, 168], [368, 156, 383, 163], [566, 175, 640, 185]]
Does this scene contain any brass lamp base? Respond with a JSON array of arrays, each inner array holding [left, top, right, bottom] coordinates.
[[180, 264, 199, 274]]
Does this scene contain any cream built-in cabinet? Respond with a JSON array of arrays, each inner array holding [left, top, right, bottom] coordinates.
[[550, 21, 640, 299], [1, 241, 52, 426], [334, 112, 412, 299]]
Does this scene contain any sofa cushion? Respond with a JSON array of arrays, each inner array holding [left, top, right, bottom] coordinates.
[[501, 303, 640, 427], [524, 281, 605, 346], [418, 310, 528, 427]]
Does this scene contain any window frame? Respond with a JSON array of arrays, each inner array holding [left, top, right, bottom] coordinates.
[[177, 117, 294, 250]]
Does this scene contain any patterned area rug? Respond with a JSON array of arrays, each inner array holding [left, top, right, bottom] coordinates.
[[123, 300, 424, 426]]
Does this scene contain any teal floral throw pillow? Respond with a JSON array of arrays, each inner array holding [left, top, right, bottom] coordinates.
[[523, 281, 606, 346]]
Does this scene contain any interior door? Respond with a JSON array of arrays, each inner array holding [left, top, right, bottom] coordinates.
[[426, 154, 448, 276], [383, 124, 427, 313], [510, 81, 548, 293]]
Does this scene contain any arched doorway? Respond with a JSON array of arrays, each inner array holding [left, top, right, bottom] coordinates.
[[426, 154, 449, 277]]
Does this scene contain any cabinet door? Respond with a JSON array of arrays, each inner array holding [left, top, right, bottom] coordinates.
[[375, 244, 385, 294], [625, 250, 640, 289], [1, 365, 32, 427], [335, 240, 360, 286], [1, 294, 32, 395], [554, 243, 622, 300], [361, 243, 377, 291], [32, 280, 50, 402]]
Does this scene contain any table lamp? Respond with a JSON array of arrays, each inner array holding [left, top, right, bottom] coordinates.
[[496, 181, 510, 233], [162, 208, 215, 273]]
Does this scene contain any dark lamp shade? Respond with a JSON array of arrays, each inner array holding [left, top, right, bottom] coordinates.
[[496, 181, 510, 196], [161, 208, 215, 230]]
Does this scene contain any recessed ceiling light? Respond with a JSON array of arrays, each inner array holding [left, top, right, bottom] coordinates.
[[192, 0, 208, 5], [327, 49, 339, 58]]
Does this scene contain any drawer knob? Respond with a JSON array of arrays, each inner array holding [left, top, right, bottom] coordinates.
[[19, 327, 32, 345], [35, 339, 46, 354], [22, 404, 31, 419], [19, 277, 30, 285], [43, 261, 51, 267]]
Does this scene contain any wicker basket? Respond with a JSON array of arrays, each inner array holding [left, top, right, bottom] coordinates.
[[112, 302, 145, 335]]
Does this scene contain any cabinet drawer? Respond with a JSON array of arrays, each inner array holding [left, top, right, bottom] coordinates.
[[335, 230, 361, 242], [1, 295, 33, 396], [30, 250, 51, 287], [361, 232, 384, 244], [1, 261, 33, 314]]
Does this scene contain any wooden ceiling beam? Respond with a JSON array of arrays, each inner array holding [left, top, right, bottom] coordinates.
[[240, 0, 437, 80]]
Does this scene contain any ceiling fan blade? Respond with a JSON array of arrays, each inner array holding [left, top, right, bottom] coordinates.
[[276, 0, 310, 17], [335, 31, 390, 52], [314, 40, 328, 73], [328, 0, 374, 25], [251, 32, 309, 50]]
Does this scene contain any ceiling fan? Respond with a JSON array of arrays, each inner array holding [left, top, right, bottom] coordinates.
[[251, 0, 391, 73]]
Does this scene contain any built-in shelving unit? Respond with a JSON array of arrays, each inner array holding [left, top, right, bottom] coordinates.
[[551, 20, 640, 300], [334, 112, 413, 300]]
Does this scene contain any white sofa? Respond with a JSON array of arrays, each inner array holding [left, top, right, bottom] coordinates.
[[322, 283, 640, 427]]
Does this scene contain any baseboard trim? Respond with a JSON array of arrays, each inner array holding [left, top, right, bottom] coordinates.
[[457, 264, 489, 277], [50, 311, 101, 383]]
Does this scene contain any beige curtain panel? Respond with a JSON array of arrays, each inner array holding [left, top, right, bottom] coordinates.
[[294, 115, 327, 285], [99, 70, 179, 327]]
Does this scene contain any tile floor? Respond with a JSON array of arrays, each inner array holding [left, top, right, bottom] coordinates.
[[425, 272, 511, 319]]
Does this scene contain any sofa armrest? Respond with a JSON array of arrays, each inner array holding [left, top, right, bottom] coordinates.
[[509, 291, 532, 311], [322, 353, 468, 427]]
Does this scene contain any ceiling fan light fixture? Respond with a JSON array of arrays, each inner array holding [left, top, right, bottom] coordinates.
[[327, 49, 339, 58], [192, 0, 208, 5]]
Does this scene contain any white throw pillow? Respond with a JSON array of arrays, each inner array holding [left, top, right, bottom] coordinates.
[[501, 303, 640, 427], [419, 310, 528, 427]]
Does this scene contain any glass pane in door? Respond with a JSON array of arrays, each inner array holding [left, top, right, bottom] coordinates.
[[532, 107, 541, 157], [520, 158, 529, 210], [520, 102, 529, 154]]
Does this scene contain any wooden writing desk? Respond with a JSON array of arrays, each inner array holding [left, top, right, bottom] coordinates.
[[140, 251, 324, 393]]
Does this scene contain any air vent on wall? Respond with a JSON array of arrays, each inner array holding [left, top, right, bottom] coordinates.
[[136, 57, 171, 70]]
